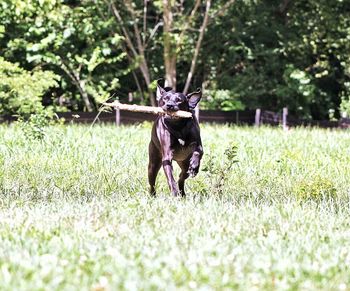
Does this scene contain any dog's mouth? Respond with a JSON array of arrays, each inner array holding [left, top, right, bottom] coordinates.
[[165, 109, 178, 115], [163, 106, 178, 112], [163, 110, 182, 120], [164, 113, 180, 120], [162, 106, 179, 116]]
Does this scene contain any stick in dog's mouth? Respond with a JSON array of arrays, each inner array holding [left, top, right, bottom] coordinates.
[[103, 102, 193, 118]]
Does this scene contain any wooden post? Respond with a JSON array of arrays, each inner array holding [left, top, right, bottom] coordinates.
[[236, 111, 239, 124], [115, 107, 120, 126], [195, 105, 200, 122], [128, 92, 133, 102], [255, 108, 261, 127], [283, 107, 288, 131]]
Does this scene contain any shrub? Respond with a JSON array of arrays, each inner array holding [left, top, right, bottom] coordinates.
[[201, 89, 245, 111], [201, 143, 239, 195], [0, 57, 59, 117], [17, 110, 57, 141]]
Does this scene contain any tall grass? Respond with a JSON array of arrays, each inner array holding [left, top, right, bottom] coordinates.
[[0, 123, 349, 290]]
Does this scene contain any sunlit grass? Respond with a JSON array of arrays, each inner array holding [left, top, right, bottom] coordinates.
[[0, 123, 349, 290]]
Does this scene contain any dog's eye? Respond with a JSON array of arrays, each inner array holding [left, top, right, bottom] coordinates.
[[176, 97, 182, 102]]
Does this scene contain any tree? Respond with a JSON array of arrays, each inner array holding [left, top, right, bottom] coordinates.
[[199, 0, 350, 119], [107, 0, 235, 105], [0, 0, 126, 112], [108, 0, 156, 105]]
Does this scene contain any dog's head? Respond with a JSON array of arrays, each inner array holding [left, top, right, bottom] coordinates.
[[156, 79, 202, 114]]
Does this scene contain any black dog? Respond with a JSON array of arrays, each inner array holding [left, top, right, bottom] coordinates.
[[148, 80, 203, 197]]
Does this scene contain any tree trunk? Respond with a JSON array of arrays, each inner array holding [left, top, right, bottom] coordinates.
[[77, 80, 94, 112], [164, 56, 176, 89], [139, 59, 156, 106], [163, 0, 176, 89]]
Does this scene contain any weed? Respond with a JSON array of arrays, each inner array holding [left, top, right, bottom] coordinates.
[[17, 110, 54, 140], [294, 176, 337, 202], [202, 142, 238, 195]]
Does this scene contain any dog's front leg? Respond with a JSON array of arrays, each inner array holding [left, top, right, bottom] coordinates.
[[162, 150, 180, 196], [158, 131, 180, 196], [188, 145, 204, 178]]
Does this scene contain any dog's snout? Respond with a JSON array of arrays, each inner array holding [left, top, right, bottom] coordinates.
[[166, 104, 177, 111]]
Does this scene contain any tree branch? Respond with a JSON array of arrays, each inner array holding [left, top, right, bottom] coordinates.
[[143, 0, 148, 45], [145, 21, 163, 49], [124, 0, 144, 55], [59, 58, 94, 112], [279, 0, 292, 15], [209, 0, 235, 20], [183, 0, 211, 94], [176, 0, 201, 50], [109, 1, 138, 57]]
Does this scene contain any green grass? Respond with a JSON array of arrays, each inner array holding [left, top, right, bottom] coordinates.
[[0, 123, 350, 290]]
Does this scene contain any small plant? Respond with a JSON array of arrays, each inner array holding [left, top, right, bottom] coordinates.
[[17, 110, 55, 141], [340, 96, 350, 118], [294, 176, 337, 202], [202, 143, 239, 195]]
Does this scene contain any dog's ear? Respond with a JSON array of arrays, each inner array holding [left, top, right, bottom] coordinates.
[[156, 79, 165, 101], [186, 88, 202, 109], [156, 79, 173, 101]]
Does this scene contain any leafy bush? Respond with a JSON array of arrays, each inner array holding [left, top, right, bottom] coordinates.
[[0, 57, 59, 117], [201, 89, 245, 111], [294, 176, 337, 202]]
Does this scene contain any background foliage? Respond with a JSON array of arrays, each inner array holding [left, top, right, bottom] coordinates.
[[0, 57, 58, 117], [0, 0, 349, 119]]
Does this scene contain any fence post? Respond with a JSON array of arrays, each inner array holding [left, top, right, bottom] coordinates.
[[282, 107, 288, 130], [115, 107, 120, 126], [255, 108, 261, 127], [195, 105, 200, 122]]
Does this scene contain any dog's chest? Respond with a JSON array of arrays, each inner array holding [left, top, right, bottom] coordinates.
[[173, 142, 196, 162]]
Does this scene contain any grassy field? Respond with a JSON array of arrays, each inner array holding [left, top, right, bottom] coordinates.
[[0, 123, 350, 290]]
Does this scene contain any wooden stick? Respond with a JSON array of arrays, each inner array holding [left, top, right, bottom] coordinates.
[[103, 101, 193, 118]]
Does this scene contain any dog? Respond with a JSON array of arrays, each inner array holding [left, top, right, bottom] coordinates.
[[148, 79, 203, 197]]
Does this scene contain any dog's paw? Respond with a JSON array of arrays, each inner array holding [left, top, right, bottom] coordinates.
[[188, 162, 199, 178], [187, 166, 198, 178], [188, 152, 201, 178]]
